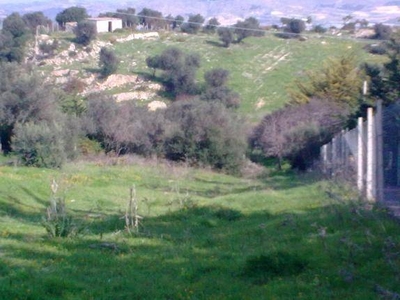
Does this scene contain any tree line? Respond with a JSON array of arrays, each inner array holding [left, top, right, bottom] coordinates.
[[0, 6, 398, 173]]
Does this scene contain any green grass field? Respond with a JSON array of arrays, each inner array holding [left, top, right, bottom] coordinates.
[[1, 157, 400, 299]]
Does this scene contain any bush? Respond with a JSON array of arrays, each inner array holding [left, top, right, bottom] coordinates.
[[164, 100, 247, 173], [250, 99, 347, 170], [146, 47, 201, 97], [99, 47, 119, 77], [42, 181, 83, 238], [202, 68, 240, 108], [78, 137, 103, 156], [218, 27, 234, 47], [39, 40, 58, 57], [83, 95, 168, 156], [181, 14, 205, 34], [74, 21, 96, 46], [12, 121, 66, 168], [364, 43, 387, 55], [373, 23, 392, 40], [313, 25, 327, 33]]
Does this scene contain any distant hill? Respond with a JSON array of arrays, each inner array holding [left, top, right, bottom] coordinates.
[[0, 0, 399, 26]]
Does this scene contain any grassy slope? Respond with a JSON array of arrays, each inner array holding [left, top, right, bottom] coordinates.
[[50, 31, 384, 121], [1, 158, 399, 299]]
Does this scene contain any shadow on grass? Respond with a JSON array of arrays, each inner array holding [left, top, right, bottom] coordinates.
[[205, 40, 226, 48], [83, 67, 100, 74], [1, 198, 400, 299]]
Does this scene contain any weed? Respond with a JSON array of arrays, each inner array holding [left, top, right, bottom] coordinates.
[[41, 179, 83, 238], [125, 185, 142, 234]]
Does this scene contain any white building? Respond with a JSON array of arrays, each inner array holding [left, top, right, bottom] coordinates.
[[86, 17, 123, 33]]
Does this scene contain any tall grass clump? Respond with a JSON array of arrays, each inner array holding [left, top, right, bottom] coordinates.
[[42, 179, 82, 238]]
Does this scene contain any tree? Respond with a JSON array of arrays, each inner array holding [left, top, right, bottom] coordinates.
[[146, 47, 201, 97], [173, 15, 184, 30], [250, 99, 346, 170], [99, 47, 119, 77], [116, 8, 137, 28], [289, 54, 363, 113], [59, 77, 87, 116], [357, 19, 369, 28], [164, 99, 246, 172], [138, 8, 164, 30], [342, 15, 353, 25], [165, 15, 175, 30], [22, 11, 52, 33], [313, 25, 327, 34], [202, 68, 240, 108], [12, 121, 66, 168], [234, 17, 264, 43], [56, 6, 89, 27], [74, 21, 97, 46], [218, 27, 234, 47], [181, 14, 205, 34], [287, 19, 306, 34], [204, 68, 229, 87], [99, 8, 137, 28], [84, 94, 167, 155], [204, 17, 220, 34], [146, 55, 161, 76], [0, 13, 31, 62], [3, 13, 30, 38], [365, 33, 400, 104], [373, 23, 392, 40], [0, 63, 56, 151]]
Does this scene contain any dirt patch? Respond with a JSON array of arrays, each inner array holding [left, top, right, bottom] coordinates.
[[255, 98, 266, 110]]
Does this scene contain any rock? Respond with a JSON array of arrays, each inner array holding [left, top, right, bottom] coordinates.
[[114, 91, 153, 102], [148, 101, 167, 111], [116, 32, 160, 43], [52, 69, 70, 77]]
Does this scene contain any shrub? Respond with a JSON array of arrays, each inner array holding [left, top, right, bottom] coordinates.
[[181, 14, 205, 34], [12, 121, 66, 168], [146, 47, 201, 97], [99, 47, 119, 78], [39, 40, 59, 57], [373, 23, 392, 40], [78, 137, 103, 156], [74, 21, 97, 46], [164, 100, 247, 173], [202, 68, 240, 108], [250, 99, 346, 170], [364, 43, 387, 55], [313, 25, 327, 33], [83, 95, 168, 156], [218, 27, 234, 47], [42, 180, 82, 238]]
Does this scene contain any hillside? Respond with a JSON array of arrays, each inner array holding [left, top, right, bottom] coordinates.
[[36, 30, 383, 120]]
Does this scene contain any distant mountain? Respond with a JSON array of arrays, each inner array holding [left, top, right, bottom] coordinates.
[[0, 0, 399, 26]]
